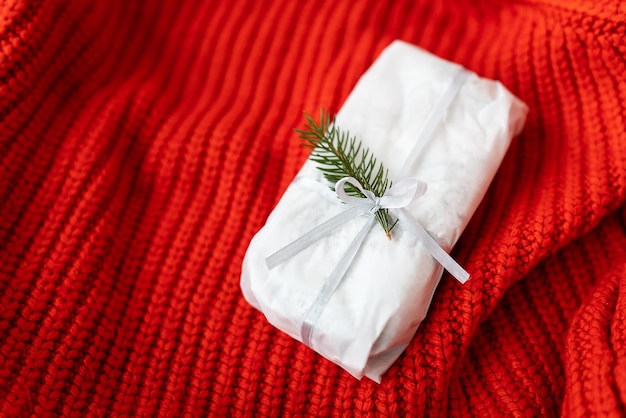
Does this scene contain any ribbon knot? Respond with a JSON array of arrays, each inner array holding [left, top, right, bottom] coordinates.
[[335, 176, 427, 213]]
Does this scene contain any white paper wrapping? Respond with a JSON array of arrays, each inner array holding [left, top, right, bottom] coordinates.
[[241, 40, 528, 382]]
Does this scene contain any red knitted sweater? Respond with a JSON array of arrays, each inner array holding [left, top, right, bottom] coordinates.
[[1, 0, 625, 416]]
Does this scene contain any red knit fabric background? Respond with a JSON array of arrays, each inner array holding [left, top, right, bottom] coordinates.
[[1, 0, 625, 416]]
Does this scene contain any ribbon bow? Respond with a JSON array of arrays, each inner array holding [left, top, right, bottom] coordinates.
[[266, 176, 469, 347], [335, 176, 426, 214]]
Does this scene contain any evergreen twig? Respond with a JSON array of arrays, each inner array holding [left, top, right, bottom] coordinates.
[[296, 109, 395, 239]]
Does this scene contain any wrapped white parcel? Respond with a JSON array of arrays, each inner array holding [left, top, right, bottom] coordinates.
[[241, 40, 528, 382]]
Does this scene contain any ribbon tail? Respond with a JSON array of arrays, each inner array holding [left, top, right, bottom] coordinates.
[[266, 206, 363, 270], [396, 208, 470, 283], [301, 215, 377, 347]]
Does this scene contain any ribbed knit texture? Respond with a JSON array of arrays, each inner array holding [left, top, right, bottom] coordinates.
[[0, 0, 625, 416]]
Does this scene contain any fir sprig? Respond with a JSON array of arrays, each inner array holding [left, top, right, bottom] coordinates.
[[296, 109, 396, 239]]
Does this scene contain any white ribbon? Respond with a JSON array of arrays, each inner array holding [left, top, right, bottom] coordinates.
[[266, 68, 471, 348], [334, 177, 469, 285], [266, 177, 469, 347]]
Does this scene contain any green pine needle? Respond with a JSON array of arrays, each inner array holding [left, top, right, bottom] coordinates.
[[296, 109, 396, 239]]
